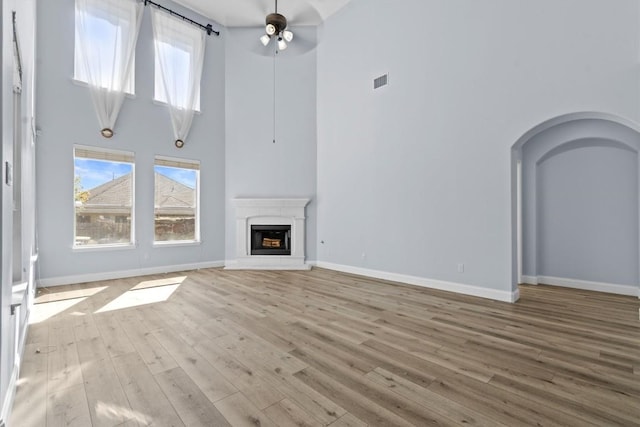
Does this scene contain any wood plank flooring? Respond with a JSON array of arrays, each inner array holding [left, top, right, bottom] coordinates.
[[10, 268, 640, 426]]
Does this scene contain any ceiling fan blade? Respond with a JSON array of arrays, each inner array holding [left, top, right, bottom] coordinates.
[[242, 26, 319, 57], [227, 27, 280, 57], [224, 0, 324, 57]]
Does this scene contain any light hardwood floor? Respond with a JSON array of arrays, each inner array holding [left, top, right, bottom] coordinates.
[[10, 268, 640, 426]]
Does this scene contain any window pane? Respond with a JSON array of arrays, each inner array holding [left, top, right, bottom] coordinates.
[[154, 160, 199, 242], [74, 0, 135, 93], [74, 147, 134, 246], [152, 11, 203, 112], [154, 41, 200, 111]]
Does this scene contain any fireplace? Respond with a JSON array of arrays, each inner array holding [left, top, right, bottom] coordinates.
[[251, 225, 291, 255], [227, 198, 310, 270]]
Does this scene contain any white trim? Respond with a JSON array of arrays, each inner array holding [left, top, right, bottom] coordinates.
[[224, 259, 312, 271], [516, 159, 523, 285], [232, 198, 310, 209], [152, 241, 201, 248], [534, 275, 638, 297], [315, 262, 519, 303], [152, 98, 201, 114], [37, 260, 224, 288], [71, 77, 136, 97], [521, 275, 539, 285], [72, 243, 137, 252]]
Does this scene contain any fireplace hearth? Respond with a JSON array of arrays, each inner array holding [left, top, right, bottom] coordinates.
[[251, 225, 291, 255]]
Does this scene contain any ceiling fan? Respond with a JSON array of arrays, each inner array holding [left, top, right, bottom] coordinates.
[[259, 0, 293, 50]]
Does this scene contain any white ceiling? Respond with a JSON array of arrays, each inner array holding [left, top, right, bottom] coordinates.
[[172, 0, 353, 27]]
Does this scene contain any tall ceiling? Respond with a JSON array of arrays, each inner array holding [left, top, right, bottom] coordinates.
[[172, 0, 353, 27]]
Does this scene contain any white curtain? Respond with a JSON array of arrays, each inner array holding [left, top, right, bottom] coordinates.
[[75, 0, 143, 135], [151, 7, 206, 145]]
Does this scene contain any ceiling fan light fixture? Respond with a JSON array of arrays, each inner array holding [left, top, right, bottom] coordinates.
[[260, 34, 271, 46], [265, 12, 287, 35], [265, 23, 277, 36], [262, 1, 293, 51]]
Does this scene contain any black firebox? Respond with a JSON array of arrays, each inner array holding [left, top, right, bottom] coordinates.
[[251, 225, 291, 255]]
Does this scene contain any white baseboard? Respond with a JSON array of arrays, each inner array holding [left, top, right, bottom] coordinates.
[[224, 257, 312, 271], [37, 261, 225, 288], [224, 264, 312, 271], [535, 275, 638, 297], [315, 262, 519, 303], [521, 275, 539, 285]]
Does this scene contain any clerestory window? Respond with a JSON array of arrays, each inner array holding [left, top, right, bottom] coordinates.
[[74, 0, 139, 94]]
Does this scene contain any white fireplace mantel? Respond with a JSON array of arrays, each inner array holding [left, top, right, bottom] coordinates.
[[226, 198, 311, 270]]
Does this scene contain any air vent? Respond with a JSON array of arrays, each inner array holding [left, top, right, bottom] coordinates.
[[373, 73, 388, 89]]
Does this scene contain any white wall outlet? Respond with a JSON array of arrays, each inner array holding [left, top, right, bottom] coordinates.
[[457, 263, 464, 273], [361, 252, 366, 259]]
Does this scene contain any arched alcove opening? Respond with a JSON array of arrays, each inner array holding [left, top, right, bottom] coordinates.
[[511, 112, 640, 298]]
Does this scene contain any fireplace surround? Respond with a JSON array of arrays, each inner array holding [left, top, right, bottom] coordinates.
[[226, 198, 310, 270]]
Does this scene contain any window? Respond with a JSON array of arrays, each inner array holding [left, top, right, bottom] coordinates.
[[74, 0, 137, 94], [154, 157, 199, 243], [152, 12, 204, 111], [74, 146, 134, 247], [154, 40, 201, 110]]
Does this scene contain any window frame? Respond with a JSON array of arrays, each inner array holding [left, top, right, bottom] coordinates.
[[153, 155, 200, 245], [73, 145, 136, 249]]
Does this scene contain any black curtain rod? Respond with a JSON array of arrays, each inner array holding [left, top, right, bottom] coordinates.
[[143, 0, 220, 36]]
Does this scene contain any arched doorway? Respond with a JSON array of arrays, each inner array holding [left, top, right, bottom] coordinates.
[[511, 112, 640, 297]]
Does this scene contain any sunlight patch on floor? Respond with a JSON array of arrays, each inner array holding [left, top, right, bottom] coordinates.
[[29, 297, 88, 324], [94, 281, 182, 313], [131, 276, 187, 290], [95, 401, 153, 425], [35, 286, 107, 304]]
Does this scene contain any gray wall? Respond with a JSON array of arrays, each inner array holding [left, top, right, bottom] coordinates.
[[535, 142, 638, 285], [36, 0, 226, 282], [317, 0, 640, 294], [224, 27, 317, 262]]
